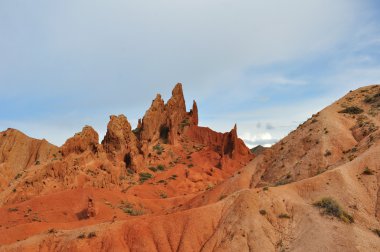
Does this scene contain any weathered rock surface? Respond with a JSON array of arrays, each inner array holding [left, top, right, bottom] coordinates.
[[102, 115, 143, 170], [61, 126, 99, 156], [0, 129, 58, 191]]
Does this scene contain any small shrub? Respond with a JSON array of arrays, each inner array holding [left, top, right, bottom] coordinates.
[[339, 106, 364, 115], [149, 167, 158, 172], [159, 192, 168, 199], [139, 172, 153, 183], [153, 144, 164, 155], [364, 92, 380, 103], [169, 174, 178, 180], [263, 187, 269, 191], [126, 168, 135, 175], [362, 167, 374, 175], [119, 201, 144, 216], [157, 164, 165, 171], [275, 178, 292, 186], [87, 232, 96, 238], [188, 164, 194, 168], [77, 233, 86, 239], [14, 173, 22, 180], [259, 209, 267, 215], [8, 207, 18, 212], [47, 228, 57, 234], [35, 160, 40, 165], [278, 213, 290, 219], [313, 197, 354, 223]]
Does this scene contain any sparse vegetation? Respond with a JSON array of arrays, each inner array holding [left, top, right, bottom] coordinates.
[[77, 233, 86, 239], [339, 106, 364, 115], [364, 92, 380, 104], [87, 232, 97, 238], [179, 118, 190, 130], [168, 174, 178, 180], [153, 144, 164, 155], [157, 164, 165, 171], [14, 173, 22, 180], [159, 192, 168, 198], [278, 213, 290, 219], [313, 197, 354, 223], [47, 228, 57, 234], [275, 178, 292, 186], [139, 172, 153, 183], [149, 166, 158, 172], [119, 201, 144, 216], [362, 167, 374, 175]]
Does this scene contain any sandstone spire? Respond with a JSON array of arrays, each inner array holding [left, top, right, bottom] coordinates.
[[102, 115, 143, 170], [190, 100, 198, 126]]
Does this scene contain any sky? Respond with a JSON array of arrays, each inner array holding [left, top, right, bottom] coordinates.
[[1, 0, 380, 148]]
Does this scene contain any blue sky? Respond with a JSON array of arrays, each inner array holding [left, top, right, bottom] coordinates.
[[1, 0, 380, 147]]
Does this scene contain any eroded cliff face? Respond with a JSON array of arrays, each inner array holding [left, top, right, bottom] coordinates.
[[0, 129, 58, 191]]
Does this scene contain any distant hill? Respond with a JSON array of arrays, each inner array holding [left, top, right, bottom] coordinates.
[[250, 145, 266, 155]]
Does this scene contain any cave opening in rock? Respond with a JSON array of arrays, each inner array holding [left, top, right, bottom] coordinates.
[[124, 153, 132, 168], [159, 125, 170, 143]]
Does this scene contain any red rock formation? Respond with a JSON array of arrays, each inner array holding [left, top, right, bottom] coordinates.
[[139, 94, 166, 143], [165, 83, 188, 144], [61, 126, 99, 156], [102, 115, 143, 170], [0, 129, 58, 190], [190, 100, 198, 126], [186, 124, 252, 169], [138, 83, 189, 145]]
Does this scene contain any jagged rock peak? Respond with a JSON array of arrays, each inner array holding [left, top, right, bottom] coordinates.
[[139, 94, 166, 142], [61, 126, 99, 156], [190, 100, 198, 126], [166, 83, 186, 114]]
